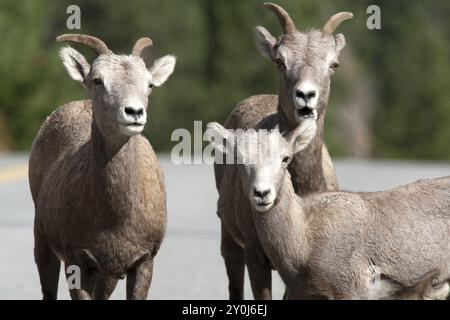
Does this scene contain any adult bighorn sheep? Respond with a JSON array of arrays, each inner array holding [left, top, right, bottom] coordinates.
[[214, 2, 352, 299], [208, 121, 450, 300], [29, 34, 176, 300]]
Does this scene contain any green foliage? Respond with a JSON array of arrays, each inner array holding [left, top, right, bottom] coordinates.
[[367, 0, 450, 159], [0, 0, 448, 160]]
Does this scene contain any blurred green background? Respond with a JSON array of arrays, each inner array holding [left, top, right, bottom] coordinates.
[[0, 0, 449, 159]]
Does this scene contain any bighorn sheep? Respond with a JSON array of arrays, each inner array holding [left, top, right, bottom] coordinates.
[[29, 34, 176, 300], [208, 121, 450, 300], [214, 2, 352, 299]]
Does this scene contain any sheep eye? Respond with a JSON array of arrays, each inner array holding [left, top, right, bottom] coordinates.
[[148, 83, 154, 89], [282, 156, 290, 163], [330, 62, 340, 70], [92, 78, 103, 86], [273, 58, 285, 68]]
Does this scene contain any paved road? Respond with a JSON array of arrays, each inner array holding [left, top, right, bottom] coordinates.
[[0, 153, 449, 299]]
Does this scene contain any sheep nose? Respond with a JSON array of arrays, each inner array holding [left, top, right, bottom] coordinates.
[[296, 89, 316, 102], [254, 188, 271, 198], [124, 106, 144, 118]]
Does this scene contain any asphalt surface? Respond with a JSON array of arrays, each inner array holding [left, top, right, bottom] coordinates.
[[0, 153, 449, 299]]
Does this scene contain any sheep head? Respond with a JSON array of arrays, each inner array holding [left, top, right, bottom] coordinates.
[[207, 119, 317, 212], [56, 34, 176, 137], [255, 2, 353, 127]]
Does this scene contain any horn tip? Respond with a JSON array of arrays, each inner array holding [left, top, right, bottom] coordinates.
[[56, 34, 80, 43], [56, 35, 66, 43], [141, 37, 153, 46], [344, 12, 354, 19], [263, 2, 276, 9], [323, 11, 354, 34]]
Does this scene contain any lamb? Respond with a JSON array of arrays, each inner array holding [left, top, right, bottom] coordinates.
[[208, 120, 450, 299], [29, 34, 176, 300], [213, 2, 352, 299]]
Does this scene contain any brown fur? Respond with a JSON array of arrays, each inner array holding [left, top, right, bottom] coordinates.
[[254, 174, 450, 299], [214, 4, 349, 299], [29, 36, 175, 300], [30, 100, 166, 300], [209, 121, 450, 300]]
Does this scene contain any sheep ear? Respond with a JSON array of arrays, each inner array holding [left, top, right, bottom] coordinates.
[[255, 26, 277, 61], [335, 33, 346, 56], [285, 119, 317, 154], [59, 46, 90, 83], [205, 122, 235, 155], [149, 55, 176, 87]]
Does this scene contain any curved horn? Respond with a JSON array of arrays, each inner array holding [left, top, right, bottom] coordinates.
[[56, 34, 110, 55], [264, 2, 297, 34], [132, 37, 153, 57], [322, 12, 353, 34]]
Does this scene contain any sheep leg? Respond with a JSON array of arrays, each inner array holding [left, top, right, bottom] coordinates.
[[64, 251, 97, 300], [92, 278, 118, 300], [126, 257, 153, 300], [34, 231, 60, 300], [221, 224, 245, 300], [64, 262, 94, 300], [245, 244, 272, 300]]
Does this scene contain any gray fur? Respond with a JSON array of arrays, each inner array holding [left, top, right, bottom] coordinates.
[[29, 37, 175, 300], [209, 121, 450, 300], [214, 5, 350, 299]]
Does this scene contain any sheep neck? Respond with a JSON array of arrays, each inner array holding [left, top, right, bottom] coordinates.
[[277, 96, 327, 195], [89, 120, 138, 218], [252, 173, 309, 284]]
